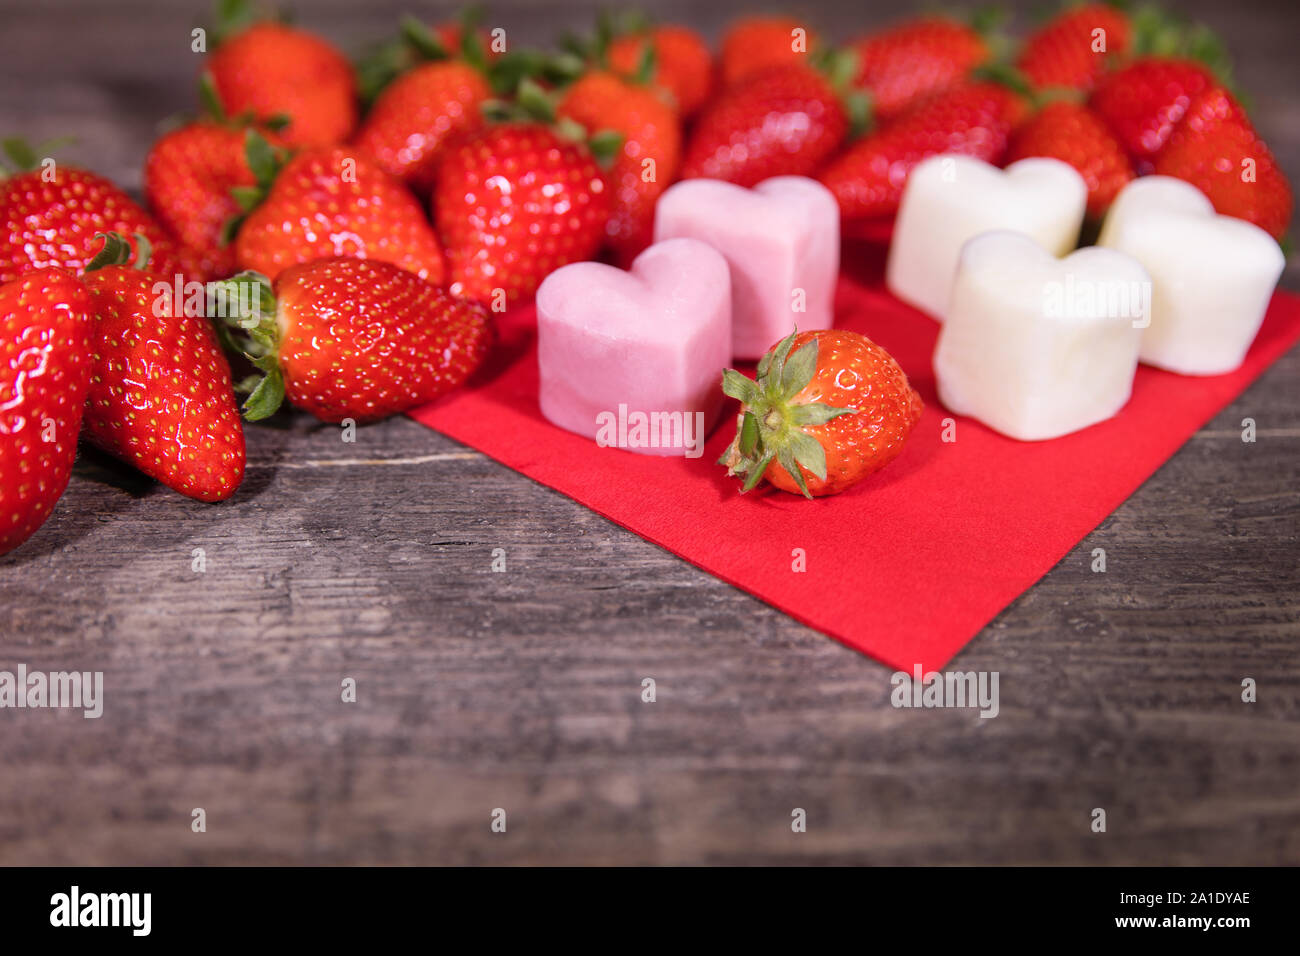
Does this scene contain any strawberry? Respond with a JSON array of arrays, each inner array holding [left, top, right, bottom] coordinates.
[[144, 122, 275, 282], [720, 329, 922, 498], [720, 16, 816, 88], [1016, 3, 1132, 92], [819, 82, 1028, 220], [233, 143, 446, 284], [680, 64, 849, 189], [557, 70, 680, 264], [213, 258, 491, 423], [1153, 87, 1293, 240], [78, 234, 245, 501], [0, 268, 95, 555], [357, 14, 501, 106], [607, 24, 713, 118], [1006, 101, 1135, 219], [351, 60, 490, 196], [1089, 57, 1215, 170], [434, 123, 611, 305], [205, 20, 357, 148], [1, 147, 185, 286], [850, 16, 989, 122]]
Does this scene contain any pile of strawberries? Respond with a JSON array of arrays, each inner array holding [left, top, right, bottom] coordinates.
[[1, 2, 1294, 554]]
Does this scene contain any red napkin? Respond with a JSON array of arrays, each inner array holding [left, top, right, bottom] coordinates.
[[410, 241, 1300, 671]]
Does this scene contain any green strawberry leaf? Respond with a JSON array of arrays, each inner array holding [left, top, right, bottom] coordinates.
[[779, 340, 819, 400], [586, 128, 624, 166], [1, 137, 38, 172], [210, 0, 263, 48], [232, 373, 262, 395], [244, 128, 277, 187], [776, 447, 813, 499], [85, 232, 135, 271], [400, 15, 447, 61], [230, 186, 262, 212], [633, 40, 657, 86], [764, 329, 800, 393], [721, 368, 761, 406], [457, 7, 490, 73], [788, 402, 857, 426], [516, 77, 557, 123], [242, 363, 285, 421], [741, 451, 775, 493], [131, 233, 152, 270], [198, 72, 226, 122], [739, 411, 760, 459], [787, 430, 828, 482]]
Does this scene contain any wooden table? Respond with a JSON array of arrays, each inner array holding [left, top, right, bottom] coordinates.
[[2, 0, 1297, 865]]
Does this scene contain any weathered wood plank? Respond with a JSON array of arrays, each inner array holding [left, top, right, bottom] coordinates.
[[1, 0, 1298, 865]]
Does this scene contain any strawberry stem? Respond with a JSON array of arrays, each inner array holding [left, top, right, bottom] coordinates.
[[718, 329, 858, 499], [85, 231, 152, 272], [206, 270, 285, 421]]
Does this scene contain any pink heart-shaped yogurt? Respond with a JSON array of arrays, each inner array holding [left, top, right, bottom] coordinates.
[[654, 176, 839, 360], [536, 237, 731, 458]]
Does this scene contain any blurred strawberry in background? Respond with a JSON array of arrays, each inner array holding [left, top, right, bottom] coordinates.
[[434, 123, 611, 305], [144, 98, 287, 282], [1017, 2, 1131, 92], [233, 144, 446, 283], [203, 0, 357, 147], [1006, 100, 1135, 219], [820, 82, 1029, 221], [1090, 58, 1216, 172], [351, 18, 492, 198], [1153, 86, 1293, 239], [682, 63, 849, 187], [607, 23, 713, 119], [849, 16, 990, 122], [558, 70, 681, 265], [720, 16, 817, 87]]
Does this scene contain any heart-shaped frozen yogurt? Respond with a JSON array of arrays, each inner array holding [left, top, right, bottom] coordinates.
[[934, 231, 1151, 441], [654, 176, 838, 360], [1097, 176, 1285, 375], [536, 237, 731, 458], [887, 155, 1087, 320]]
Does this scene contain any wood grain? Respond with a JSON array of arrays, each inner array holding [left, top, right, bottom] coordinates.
[[1, 0, 1298, 865]]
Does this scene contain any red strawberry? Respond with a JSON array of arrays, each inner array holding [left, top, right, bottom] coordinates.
[[1017, 3, 1132, 92], [434, 123, 611, 305], [351, 60, 490, 196], [0, 268, 95, 554], [1089, 57, 1215, 170], [1, 158, 185, 286], [681, 64, 849, 189], [1154, 87, 1293, 240], [206, 21, 357, 147], [1006, 101, 1135, 219], [721, 16, 816, 88], [819, 83, 1028, 220], [558, 70, 681, 264], [607, 24, 714, 118], [850, 16, 989, 122], [233, 145, 446, 284], [78, 234, 244, 501], [144, 122, 277, 282], [720, 329, 922, 498], [213, 258, 491, 423], [356, 14, 500, 106]]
